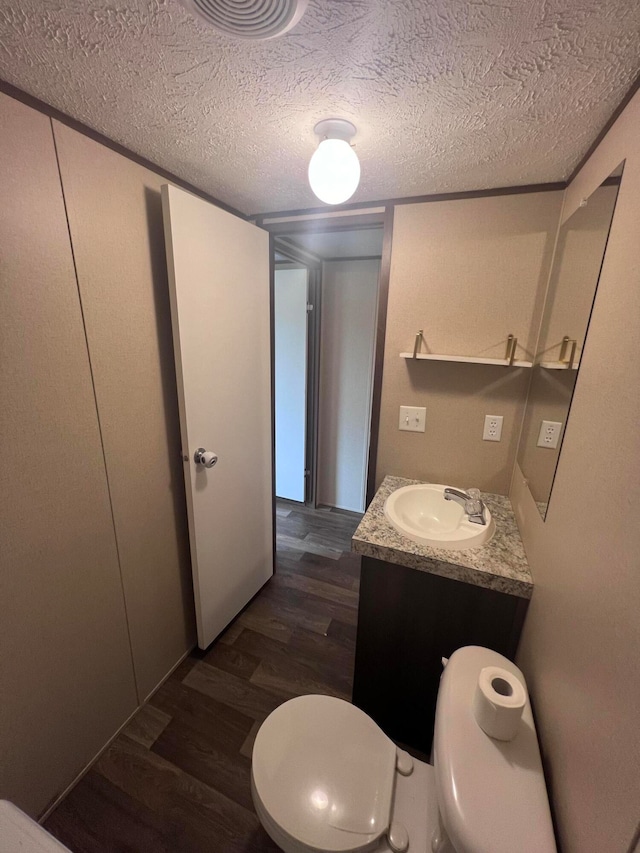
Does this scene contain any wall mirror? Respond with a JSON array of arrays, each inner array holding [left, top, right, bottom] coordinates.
[[517, 162, 624, 519]]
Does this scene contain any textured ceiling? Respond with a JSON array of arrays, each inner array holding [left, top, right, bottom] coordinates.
[[0, 0, 638, 214]]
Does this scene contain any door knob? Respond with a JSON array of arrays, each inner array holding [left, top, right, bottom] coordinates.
[[194, 448, 218, 468]]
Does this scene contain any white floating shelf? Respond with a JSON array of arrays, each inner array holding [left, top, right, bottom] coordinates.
[[539, 360, 579, 371], [400, 352, 533, 368]]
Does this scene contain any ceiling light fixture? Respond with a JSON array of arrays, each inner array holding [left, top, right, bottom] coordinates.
[[308, 119, 360, 205]]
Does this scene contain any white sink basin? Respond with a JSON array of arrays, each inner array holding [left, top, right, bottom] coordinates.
[[383, 484, 495, 550]]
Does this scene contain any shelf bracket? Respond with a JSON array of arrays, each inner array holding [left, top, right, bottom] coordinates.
[[559, 335, 577, 369], [412, 329, 424, 359]]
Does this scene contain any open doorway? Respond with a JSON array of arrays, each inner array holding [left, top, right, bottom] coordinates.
[[273, 261, 311, 503], [272, 215, 386, 513]]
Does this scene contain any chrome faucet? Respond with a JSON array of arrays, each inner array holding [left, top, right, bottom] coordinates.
[[444, 487, 487, 526]]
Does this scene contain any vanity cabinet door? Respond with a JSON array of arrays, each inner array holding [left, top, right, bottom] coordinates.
[[352, 557, 527, 754]]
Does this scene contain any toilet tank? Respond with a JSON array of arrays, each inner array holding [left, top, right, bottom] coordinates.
[[432, 646, 557, 853]]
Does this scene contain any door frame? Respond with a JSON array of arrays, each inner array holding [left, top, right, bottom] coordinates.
[[365, 206, 394, 505], [266, 207, 394, 510]]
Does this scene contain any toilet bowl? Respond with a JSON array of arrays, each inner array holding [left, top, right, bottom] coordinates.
[[251, 693, 437, 853], [251, 646, 557, 853]]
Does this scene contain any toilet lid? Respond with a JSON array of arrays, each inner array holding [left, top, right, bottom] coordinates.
[[252, 695, 397, 852]]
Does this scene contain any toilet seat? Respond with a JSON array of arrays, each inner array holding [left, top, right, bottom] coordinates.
[[251, 695, 398, 853]]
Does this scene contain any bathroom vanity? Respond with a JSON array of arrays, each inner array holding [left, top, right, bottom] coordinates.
[[351, 475, 533, 754]]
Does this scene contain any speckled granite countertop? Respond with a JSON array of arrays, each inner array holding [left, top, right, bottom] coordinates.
[[352, 475, 533, 599]]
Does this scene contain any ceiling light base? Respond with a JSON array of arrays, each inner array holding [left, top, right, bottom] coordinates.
[[313, 119, 357, 143]]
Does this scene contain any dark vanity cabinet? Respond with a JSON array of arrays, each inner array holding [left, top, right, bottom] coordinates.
[[352, 556, 529, 755]]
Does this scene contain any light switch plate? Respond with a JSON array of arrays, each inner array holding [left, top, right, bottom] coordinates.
[[537, 420, 563, 448], [483, 415, 503, 441], [399, 406, 426, 432]]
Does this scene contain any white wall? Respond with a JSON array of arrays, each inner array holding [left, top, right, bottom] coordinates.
[[0, 92, 138, 818], [275, 267, 308, 502], [53, 121, 195, 702], [1, 91, 195, 818], [375, 191, 562, 495], [317, 259, 380, 512], [512, 89, 640, 853]]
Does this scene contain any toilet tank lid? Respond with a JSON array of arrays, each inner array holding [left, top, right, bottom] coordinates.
[[433, 647, 557, 853]]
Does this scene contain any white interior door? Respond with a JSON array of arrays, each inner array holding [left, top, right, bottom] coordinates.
[[161, 184, 273, 649], [274, 267, 308, 502]]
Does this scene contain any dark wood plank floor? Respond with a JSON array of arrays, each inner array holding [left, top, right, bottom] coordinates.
[[44, 501, 362, 853]]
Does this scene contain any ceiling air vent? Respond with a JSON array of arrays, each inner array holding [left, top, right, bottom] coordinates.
[[180, 0, 309, 40]]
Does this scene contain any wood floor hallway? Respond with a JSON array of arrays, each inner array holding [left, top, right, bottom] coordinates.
[[44, 501, 363, 853]]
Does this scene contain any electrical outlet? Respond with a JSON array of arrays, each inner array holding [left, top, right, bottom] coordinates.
[[537, 420, 562, 449], [399, 406, 426, 432], [483, 415, 503, 442]]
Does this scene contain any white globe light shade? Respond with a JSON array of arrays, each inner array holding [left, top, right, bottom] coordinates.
[[308, 138, 360, 205]]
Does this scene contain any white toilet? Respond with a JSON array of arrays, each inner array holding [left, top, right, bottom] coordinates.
[[251, 645, 557, 853]]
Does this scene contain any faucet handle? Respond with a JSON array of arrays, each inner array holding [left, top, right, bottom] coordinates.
[[465, 488, 483, 516]]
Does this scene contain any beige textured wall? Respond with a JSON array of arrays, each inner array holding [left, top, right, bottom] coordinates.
[[516, 367, 574, 506], [518, 183, 621, 507], [538, 183, 620, 361], [513, 90, 640, 853], [318, 259, 380, 512], [52, 122, 195, 701], [376, 192, 562, 494], [0, 94, 138, 816]]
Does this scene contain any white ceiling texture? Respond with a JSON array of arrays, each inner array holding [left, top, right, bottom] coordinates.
[[0, 0, 638, 215]]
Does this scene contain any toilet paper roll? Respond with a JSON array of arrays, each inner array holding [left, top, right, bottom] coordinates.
[[473, 666, 527, 741]]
